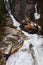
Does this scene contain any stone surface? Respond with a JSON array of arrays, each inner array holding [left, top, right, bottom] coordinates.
[[10, 0, 43, 34], [0, 25, 27, 65], [6, 34, 43, 65]]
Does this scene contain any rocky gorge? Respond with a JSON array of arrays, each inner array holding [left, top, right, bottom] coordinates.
[[0, 0, 43, 65]]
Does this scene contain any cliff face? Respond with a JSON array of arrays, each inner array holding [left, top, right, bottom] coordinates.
[[0, 0, 43, 34], [10, 0, 43, 20], [10, 0, 43, 34], [10, 0, 35, 22]]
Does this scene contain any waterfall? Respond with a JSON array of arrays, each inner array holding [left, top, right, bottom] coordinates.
[[6, 33, 43, 65], [4, 0, 20, 27], [34, 3, 40, 20], [3, 0, 43, 65]]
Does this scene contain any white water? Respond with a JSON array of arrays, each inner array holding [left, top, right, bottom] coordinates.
[[4, 1, 43, 65], [6, 30, 43, 65], [34, 3, 40, 20], [4, 0, 20, 27]]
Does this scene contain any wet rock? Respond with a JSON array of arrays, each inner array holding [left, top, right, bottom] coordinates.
[[6, 34, 43, 65], [0, 26, 27, 64], [0, 57, 6, 65], [5, 18, 13, 27], [20, 18, 41, 34], [10, 0, 34, 22], [9, 0, 43, 35], [1, 27, 18, 35]]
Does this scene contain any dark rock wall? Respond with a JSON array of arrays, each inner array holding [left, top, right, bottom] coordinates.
[[10, 0, 35, 22], [10, 0, 43, 34], [10, 0, 43, 21]]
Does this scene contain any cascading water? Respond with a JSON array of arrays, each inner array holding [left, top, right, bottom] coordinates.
[[3, 0, 43, 65], [6, 32, 43, 65], [34, 3, 40, 20], [4, 0, 20, 27]]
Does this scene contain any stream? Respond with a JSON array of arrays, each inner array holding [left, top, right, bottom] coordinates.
[[4, 0, 43, 65]]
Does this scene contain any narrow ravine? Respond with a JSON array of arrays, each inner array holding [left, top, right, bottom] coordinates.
[[3, 0, 43, 65]]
